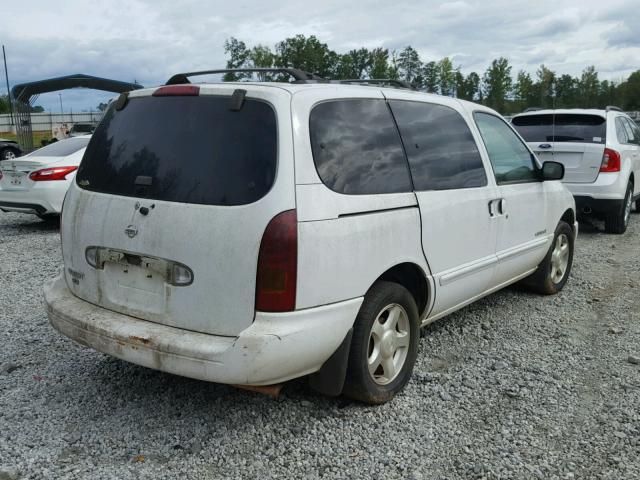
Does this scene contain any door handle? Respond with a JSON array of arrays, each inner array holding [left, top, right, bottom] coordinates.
[[488, 199, 505, 217], [538, 144, 552, 149]]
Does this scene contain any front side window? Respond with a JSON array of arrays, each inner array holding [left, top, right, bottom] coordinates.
[[389, 100, 487, 190], [474, 112, 538, 185], [309, 99, 412, 195]]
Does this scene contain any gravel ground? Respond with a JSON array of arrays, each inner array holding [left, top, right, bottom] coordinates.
[[0, 211, 639, 480]]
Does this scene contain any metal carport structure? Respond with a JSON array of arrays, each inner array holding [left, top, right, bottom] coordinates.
[[11, 74, 143, 151]]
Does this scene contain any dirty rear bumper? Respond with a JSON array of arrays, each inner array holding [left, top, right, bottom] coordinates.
[[44, 274, 362, 386]]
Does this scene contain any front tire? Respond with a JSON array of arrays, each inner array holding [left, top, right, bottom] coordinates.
[[1, 147, 18, 160], [605, 182, 633, 234], [523, 221, 574, 295], [343, 281, 419, 404]]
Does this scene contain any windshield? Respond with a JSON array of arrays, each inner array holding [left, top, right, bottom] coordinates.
[[29, 137, 91, 157], [76, 95, 278, 206]]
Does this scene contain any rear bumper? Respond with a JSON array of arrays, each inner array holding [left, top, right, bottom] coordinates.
[[574, 196, 623, 217], [44, 274, 362, 386], [0, 184, 66, 214]]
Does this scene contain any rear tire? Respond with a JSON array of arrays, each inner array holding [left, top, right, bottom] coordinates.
[[343, 281, 419, 404], [523, 221, 574, 295], [604, 182, 633, 234]]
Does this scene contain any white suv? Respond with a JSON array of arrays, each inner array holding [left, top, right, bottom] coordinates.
[[512, 108, 640, 233], [44, 69, 577, 403]]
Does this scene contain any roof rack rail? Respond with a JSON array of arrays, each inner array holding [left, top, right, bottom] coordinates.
[[606, 105, 622, 112], [165, 68, 325, 85], [523, 107, 543, 112], [335, 79, 416, 90]]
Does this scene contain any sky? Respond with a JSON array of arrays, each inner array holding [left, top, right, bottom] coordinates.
[[1, 0, 639, 112]]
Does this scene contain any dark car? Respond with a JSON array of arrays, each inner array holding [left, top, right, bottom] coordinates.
[[0, 138, 22, 160]]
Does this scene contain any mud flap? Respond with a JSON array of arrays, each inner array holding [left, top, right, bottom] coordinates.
[[308, 328, 353, 396]]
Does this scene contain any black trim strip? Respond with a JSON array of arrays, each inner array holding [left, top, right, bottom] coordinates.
[[338, 204, 418, 218], [0, 201, 46, 214]]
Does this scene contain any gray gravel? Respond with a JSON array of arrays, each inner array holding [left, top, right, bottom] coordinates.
[[1, 211, 639, 479]]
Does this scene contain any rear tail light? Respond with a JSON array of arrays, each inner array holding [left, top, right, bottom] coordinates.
[[29, 166, 78, 181], [600, 148, 621, 173], [152, 85, 200, 97], [256, 210, 297, 312]]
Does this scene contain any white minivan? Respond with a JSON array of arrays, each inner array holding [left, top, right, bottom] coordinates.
[[44, 69, 577, 403]]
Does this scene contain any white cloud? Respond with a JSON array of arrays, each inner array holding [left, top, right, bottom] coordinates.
[[2, 0, 638, 111]]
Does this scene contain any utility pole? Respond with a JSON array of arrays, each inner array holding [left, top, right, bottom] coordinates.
[[2, 45, 14, 126], [59, 93, 63, 115]]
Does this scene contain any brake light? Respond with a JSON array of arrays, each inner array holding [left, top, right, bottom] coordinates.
[[29, 166, 78, 181], [255, 210, 297, 312], [152, 85, 200, 97], [600, 148, 621, 173]]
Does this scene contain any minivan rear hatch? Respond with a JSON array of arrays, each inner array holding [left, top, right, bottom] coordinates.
[[512, 113, 606, 183], [62, 85, 295, 336]]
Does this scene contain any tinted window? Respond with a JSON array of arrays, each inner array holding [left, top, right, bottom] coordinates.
[[390, 100, 486, 190], [622, 118, 639, 145], [29, 137, 90, 157], [512, 113, 606, 144], [475, 112, 538, 185], [512, 114, 553, 142], [616, 117, 629, 143], [309, 99, 411, 194], [553, 114, 605, 143], [77, 96, 277, 206], [71, 124, 94, 133]]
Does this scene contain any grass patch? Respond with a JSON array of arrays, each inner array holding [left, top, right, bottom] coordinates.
[[0, 131, 54, 149]]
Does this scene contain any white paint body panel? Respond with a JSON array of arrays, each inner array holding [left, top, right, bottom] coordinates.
[[46, 82, 577, 386]]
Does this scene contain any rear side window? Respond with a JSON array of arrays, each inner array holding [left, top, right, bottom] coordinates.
[[475, 112, 538, 185], [512, 114, 553, 142], [309, 99, 412, 195], [30, 137, 90, 157], [621, 117, 639, 145], [76, 96, 277, 206], [553, 114, 605, 143], [616, 117, 629, 143], [512, 113, 606, 144], [389, 100, 487, 190]]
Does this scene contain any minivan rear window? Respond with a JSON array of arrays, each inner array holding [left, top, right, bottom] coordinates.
[[512, 113, 606, 144], [76, 95, 277, 206]]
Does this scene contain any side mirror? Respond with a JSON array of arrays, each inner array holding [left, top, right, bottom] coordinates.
[[542, 161, 564, 181]]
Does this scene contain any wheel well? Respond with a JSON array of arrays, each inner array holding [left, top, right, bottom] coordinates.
[[376, 263, 429, 317], [560, 208, 576, 231]]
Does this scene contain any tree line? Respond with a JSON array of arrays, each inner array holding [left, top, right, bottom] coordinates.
[[223, 35, 640, 114]]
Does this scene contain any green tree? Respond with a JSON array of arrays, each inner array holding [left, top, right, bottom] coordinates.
[[577, 66, 599, 108], [274, 35, 336, 78], [368, 48, 390, 78], [422, 61, 439, 93], [396, 46, 422, 84], [437, 57, 456, 96], [514, 70, 534, 110], [620, 70, 640, 110], [555, 74, 577, 108], [535, 64, 556, 109], [482, 57, 512, 112], [0, 95, 11, 114], [335, 48, 371, 79], [456, 71, 480, 101], [223, 37, 251, 80]]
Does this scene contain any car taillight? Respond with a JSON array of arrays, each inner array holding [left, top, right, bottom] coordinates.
[[29, 166, 78, 181], [600, 148, 621, 173], [255, 210, 297, 312], [152, 85, 200, 96]]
